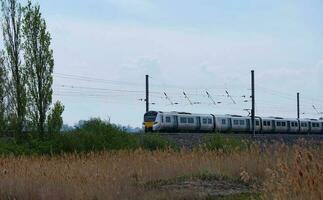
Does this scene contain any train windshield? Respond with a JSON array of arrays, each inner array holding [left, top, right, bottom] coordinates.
[[144, 111, 158, 122]]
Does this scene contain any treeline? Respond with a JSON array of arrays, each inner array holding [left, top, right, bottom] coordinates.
[[0, 0, 63, 141]]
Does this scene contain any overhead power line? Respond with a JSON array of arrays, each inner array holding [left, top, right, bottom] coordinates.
[[54, 73, 142, 86], [225, 90, 236, 104]]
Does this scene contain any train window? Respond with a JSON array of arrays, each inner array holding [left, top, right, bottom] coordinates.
[[222, 119, 226, 125], [188, 118, 194, 124], [180, 117, 187, 123], [240, 120, 245, 125], [234, 120, 239, 125], [295, 122, 298, 127], [256, 121, 260, 126], [277, 122, 281, 126], [263, 121, 266, 126], [282, 122, 286, 127], [203, 118, 207, 124], [166, 117, 171, 123], [144, 111, 158, 122], [161, 116, 164, 123], [268, 121, 271, 126], [208, 119, 212, 124]]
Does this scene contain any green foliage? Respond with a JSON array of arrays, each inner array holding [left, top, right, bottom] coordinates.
[[47, 101, 64, 136], [23, 1, 54, 137], [52, 119, 139, 153], [202, 134, 248, 153], [139, 134, 178, 151], [1, 0, 27, 139], [0, 118, 176, 155]]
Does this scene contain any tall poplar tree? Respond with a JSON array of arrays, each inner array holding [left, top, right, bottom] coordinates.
[[0, 52, 7, 135], [23, 1, 54, 138], [1, 0, 26, 139]]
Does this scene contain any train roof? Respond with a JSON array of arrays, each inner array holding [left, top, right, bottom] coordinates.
[[149, 111, 323, 121]]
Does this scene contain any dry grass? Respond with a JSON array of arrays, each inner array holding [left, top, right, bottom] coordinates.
[[0, 141, 322, 200]]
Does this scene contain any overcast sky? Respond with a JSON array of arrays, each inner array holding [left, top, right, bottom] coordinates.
[[31, 0, 323, 127]]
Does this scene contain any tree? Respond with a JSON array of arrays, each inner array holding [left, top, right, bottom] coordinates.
[[47, 101, 64, 136], [23, 1, 54, 138], [0, 52, 7, 136], [1, 0, 27, 139]]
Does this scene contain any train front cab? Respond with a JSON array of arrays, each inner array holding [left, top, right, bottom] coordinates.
[[143, 111, 160, 132]]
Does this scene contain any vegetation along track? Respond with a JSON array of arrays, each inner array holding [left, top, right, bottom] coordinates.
[[157, 133, 323, 149]]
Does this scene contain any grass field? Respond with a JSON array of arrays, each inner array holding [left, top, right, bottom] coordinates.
[[0, 140, 322, 200]]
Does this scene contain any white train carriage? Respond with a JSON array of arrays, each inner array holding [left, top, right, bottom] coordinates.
[[285, 118, 299, 133], [159, 112, 178, 131], [214, 115, 231, 132], [143, 111, 323, 134], [261, 118, 275, 133], [309, 119, 322, 133], [145, 111, 215, 132], [299, 120, 311, 133], [200, 115, 215, 131], [230, 115, 250, 132], [271, 118, 289, 133], [176, 112, 214, 132]]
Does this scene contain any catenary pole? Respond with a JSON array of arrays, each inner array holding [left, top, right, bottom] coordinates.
[[251, 70, 256, 137], [297, 92, 300, 119], [146, 75, 149, 113]]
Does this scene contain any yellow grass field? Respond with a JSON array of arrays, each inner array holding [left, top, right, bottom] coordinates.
[[0, 141, 322, 200]]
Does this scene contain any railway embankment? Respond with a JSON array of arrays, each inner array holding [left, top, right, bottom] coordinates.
[[158, 133, 323, 149]]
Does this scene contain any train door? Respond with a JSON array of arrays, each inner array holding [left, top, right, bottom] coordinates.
[[228, 118, 232, 132], [173, 116, 178, 130], [308, 122, 311, 134], [246, 119, 250, 132], [287, 121, 291, 133], [196, 117, 201, 131], [272, 120, 276, 132]]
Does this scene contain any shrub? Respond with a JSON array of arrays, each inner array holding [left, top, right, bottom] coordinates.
[[0, 119, 178, 155]]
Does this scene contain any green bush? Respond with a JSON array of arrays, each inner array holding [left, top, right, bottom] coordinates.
[[0, 118, 177, 155]]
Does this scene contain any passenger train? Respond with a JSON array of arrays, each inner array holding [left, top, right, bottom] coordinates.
[[143, 111, 323, 134]]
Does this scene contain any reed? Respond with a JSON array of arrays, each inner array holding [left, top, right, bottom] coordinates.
[[0, 141, 321, 200]]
